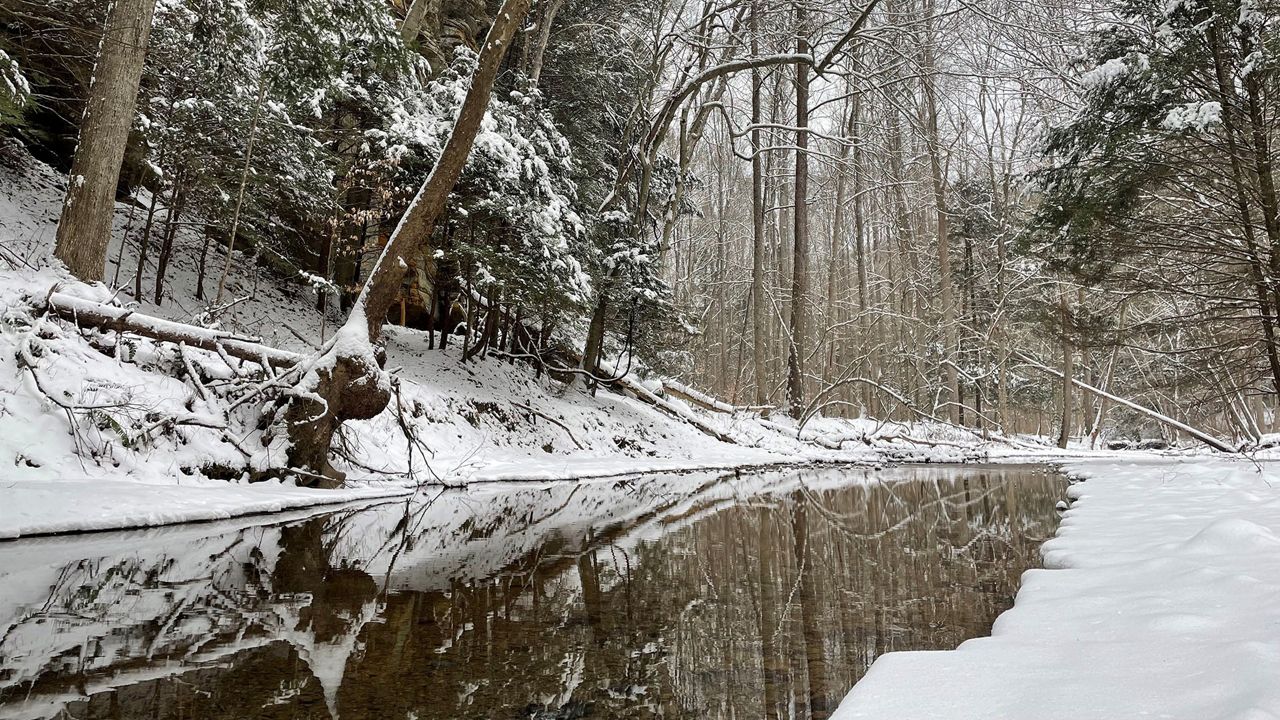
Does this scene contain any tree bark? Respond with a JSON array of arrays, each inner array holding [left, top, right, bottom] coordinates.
[[354, 0, 531, 341], [45, 292, 300, 366], [1206, 20, 1280, 398], [214, 80, 267, 305], [1057, 290, 1073, 449], [785, 4, 810, 419], [824, 91, 854, 386], [273, 0, 533, 482], [54, 0, 158, 281], [400, 0, 437, 43], [152, 176, 189, 305], [527, 0, 564, 85], [750, 0, 768, 407], [922, 2, 958, 424]]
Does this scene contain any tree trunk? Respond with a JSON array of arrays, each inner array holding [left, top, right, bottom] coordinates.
[[54, 0, 158, 281], [824, 91, 854, 386], [750, 0, 768, 406], [1206, 21, 1280, 398], [785, 5, 810, 419], [152, 177, 189, 305], [195, 227, 211, 300], [214, 80, 267, 305], [527, 0, 565, 85], [400, 0, 438, 43], [273, 0, 533, 483], [1057, 290, 1073, 449], [1018, 350, 1236, 453], [922, 4, 958, 424], [132, 184, 160, 301], [1088, 304, 1127, 448], [354, 0, 531, 341]]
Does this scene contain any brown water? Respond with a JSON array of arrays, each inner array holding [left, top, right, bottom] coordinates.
[[0, 464, 1064, 720]]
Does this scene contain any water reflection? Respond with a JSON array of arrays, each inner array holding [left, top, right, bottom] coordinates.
[[0, 465, 1064, 720]]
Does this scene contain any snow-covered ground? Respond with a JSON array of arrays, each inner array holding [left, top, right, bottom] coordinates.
[[836, 457, 1280, 719], [0, 139, 1084, 539]]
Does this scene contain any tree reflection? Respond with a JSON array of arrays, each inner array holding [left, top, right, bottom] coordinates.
[[0, 466, 1064, 719]]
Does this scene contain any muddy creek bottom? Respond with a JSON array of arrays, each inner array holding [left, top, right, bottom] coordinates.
[[0, 464, 1065, 720]]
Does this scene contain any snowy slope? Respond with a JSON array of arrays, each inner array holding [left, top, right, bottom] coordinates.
[[0, 139, 1108, 538], [835, 457, 1280, 719]]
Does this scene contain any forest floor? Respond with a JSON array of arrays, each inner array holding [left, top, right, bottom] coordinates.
[[837, 456, 1280, 719]]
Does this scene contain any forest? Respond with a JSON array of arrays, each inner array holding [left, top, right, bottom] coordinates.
[[5, 0, 1278, 484], [4, 2, 1280, 718]]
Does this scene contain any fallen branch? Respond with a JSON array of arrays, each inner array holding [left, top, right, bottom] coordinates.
[[512, 401, 585, 449], [525, 344, 738, 445], [659, 380, 772, 414], [661, 380, 736, 413], [45, 292, 301, 366], [878, 434, 972, 449], [619, 376, 736, 444], [1013, 350, 1235, 454]]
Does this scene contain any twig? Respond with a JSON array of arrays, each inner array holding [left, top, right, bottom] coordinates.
[[511, 401, 585, 449]]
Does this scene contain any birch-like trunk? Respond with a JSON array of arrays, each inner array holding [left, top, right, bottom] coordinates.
[[750, 1, 768, 406]]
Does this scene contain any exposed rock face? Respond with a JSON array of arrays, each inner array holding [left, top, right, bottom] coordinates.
[[397, 0, 491, 74]]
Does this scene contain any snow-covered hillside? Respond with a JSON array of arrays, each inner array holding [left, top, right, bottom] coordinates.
[[0, 140, 1081, 538]]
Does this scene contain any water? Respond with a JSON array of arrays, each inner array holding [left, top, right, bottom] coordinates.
[[0, 464, 1064, 720]]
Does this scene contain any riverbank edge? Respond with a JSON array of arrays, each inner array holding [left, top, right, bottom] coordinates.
[[0, 451, 1106, 541], [832, 455, 1280, 719]]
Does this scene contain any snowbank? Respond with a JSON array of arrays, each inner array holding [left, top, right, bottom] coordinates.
[[835, 457, 1280, 719], [0, 478, 412, 540]]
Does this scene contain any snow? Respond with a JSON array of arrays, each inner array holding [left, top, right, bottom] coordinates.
[[1162, 100, 1222, 131], [0, 138, 1152, 543], [835, 457, 1280, 720], [0, 478, 411, 540], [1080, 53, 1148, 87]]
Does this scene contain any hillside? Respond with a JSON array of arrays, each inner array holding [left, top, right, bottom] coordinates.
[[0, 141, 1028, 538]]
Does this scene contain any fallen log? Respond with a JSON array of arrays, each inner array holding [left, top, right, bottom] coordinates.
[[619, 375, 736, 444], [45, 292, 302, 366], [42, 291, 738, 447], [661, 379, 774, 415], [1014, 351, 1236, 454]]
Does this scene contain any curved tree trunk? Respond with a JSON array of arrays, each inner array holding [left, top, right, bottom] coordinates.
[[264, 0, 529, 484], [273, 0, 533, 484]]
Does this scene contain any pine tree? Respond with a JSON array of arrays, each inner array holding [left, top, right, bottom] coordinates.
[[1033, 0, 1280, 398]]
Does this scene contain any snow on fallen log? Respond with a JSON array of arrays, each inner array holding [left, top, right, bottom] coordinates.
[[661, 380, 737, 413], [44, 292, 302, 366], [661, 379, 774, 415], [1014, 351, 1236, 454], [617, 375, 736, 444]]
